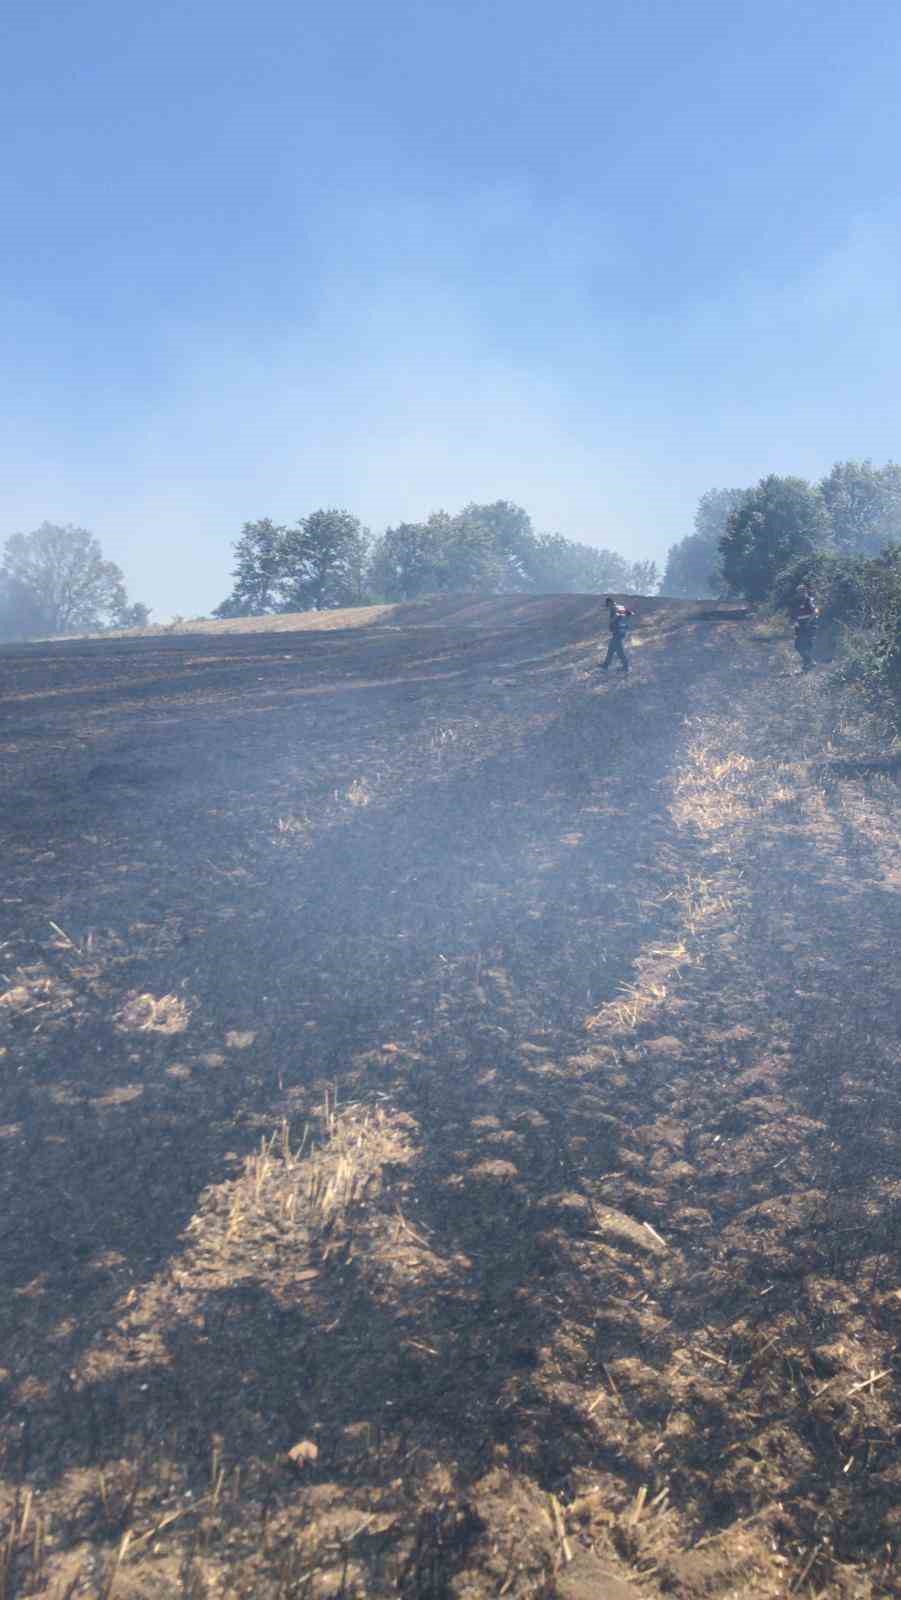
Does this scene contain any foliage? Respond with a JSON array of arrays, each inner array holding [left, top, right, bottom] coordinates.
[[628, 558, 660, 594], [661, 532, 719, 597], [719, 475, 829, 600], [695, 486, 749, 549], [213, 518, 288, 617], [215, 499, 658, 614], [368, 503, 524, 600], [773, 546, 901, 724], [818, 459, 901, 556], [367, 503, 658, 601], [115, 601, 153, 629], [215, 511, 369, 615], [367, 518, 442, 601], [457, 500, 536, 588], [280, 510, 369, 611], [433, 507, 508, 593], [524, 534, 640, 594], [662, 487, 747, 596], [0, 522, 141, 638], [0, 572, 46, 640], [772, 551, 872, 626], [829, 546, 901, 723], [665, 467, 901, 599]]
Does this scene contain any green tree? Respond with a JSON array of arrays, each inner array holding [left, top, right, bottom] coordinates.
[[213, 518, 287, 618], [366, 502, 655, 601], [719, 475, 829, 600], [662, 487, 747, 597], [1, 522, 137, 636], [829, 546, 901, 724], [458, 500, 535, 587], [367, 520, 441, 600], [280, 509, 369, 611], [818, 460, 901, 556], [772, 551, 870, 627], [438, 509, 506, 592], [368, 509, 506, 599]]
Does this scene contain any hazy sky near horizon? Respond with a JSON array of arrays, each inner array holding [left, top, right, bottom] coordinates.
[[3, 0, 901, 616]]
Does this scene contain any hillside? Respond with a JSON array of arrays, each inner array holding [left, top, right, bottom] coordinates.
[[0, 595, 898, 1598]]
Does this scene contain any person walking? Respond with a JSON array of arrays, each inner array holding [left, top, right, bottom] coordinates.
[[599, 597, 634, 673], [791, 587, 818, 673]]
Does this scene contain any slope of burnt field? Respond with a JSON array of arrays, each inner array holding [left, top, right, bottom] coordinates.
[[0, 596, 897, 1598]]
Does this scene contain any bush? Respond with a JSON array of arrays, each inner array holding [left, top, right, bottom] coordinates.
[[772, 548, 901, 724], [833, 549, 901, 722], [773, 552, 869, 626]]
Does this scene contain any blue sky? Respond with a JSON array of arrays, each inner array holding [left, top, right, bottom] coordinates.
[[2, 0, 901, 616]]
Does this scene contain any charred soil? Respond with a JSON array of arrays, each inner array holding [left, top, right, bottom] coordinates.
[[0, 595, 898, 1597]]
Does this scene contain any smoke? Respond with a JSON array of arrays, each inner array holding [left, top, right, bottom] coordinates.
[[3, 187, 901, 621]]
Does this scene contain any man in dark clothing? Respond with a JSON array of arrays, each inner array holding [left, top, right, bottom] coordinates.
[[791, 588, 818, 672], [599, 596, 634, 672]]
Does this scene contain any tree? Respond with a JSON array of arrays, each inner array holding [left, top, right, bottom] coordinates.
[[436, 509, 507, 592], [213, 518, 287, 618], [662, 488, 747, 597], [280, 510, 369, 611], [526, 536, 634, 593], [1, 522, 139, 636], [366, 501, 657, 601], [662, 533, 720, 597], [818, 460, 901, 556], [627, 559, 660, 594], [824, 545, 901, 723], [368, 510, 506, 600], [367, 520, 441, 600], [114, 601, 152, 630], [719, 476, 829, 600], [215, 511, 369, 616], [457, 501, 535, 588], [695, 487, 749, 548], [0, 573, 46, 640]]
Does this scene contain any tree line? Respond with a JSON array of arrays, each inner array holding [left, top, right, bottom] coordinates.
[[6, 463, 899, 727], [661, 459, 901, 724], [662, 459, 901, 598], [0, 502, 660, 642], [212, 501, 658, 618]]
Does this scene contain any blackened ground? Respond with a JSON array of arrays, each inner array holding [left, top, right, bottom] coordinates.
[[0, 595, 897, 1599]]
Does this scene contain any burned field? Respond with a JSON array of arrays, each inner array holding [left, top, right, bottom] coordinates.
[[0, 595, 899, 1598]]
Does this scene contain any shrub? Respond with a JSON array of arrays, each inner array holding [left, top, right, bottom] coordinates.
[[773, 548, 901, 724]]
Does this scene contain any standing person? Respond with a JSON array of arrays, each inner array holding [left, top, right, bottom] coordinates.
[[791, 587, 818, 673], [599, 597, 634, 673]]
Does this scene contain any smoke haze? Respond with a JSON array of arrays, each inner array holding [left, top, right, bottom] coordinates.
[[2, 3, 901, 617]]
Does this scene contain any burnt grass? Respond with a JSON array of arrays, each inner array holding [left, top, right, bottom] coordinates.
[[0, 595, 898, 1598]]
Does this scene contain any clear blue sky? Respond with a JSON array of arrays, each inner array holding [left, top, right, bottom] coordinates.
[[3, 0, 901, 616]]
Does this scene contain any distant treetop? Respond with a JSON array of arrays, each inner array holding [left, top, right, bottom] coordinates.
[[0, 522, 148, 640]]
